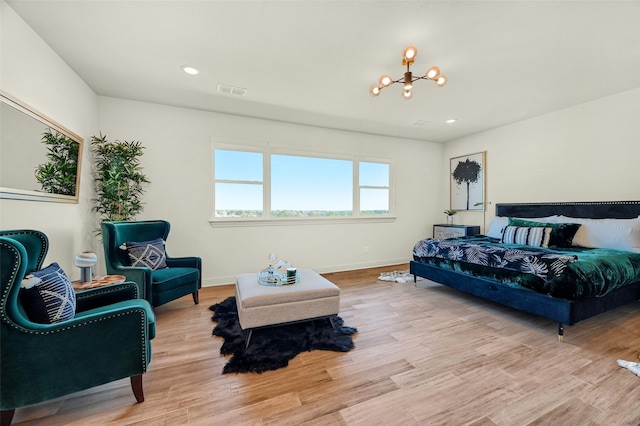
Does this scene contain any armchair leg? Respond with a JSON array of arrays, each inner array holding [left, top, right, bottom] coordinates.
[[192, 290, 199, 305], [1, 409, 15, 426], [131, 375, 144, 403]]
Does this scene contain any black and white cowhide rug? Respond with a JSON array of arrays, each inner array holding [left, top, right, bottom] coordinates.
[[210, 296, 357, 374]]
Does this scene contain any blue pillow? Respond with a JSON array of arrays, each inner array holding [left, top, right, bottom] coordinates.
[[124, 238, 167, 270], [20, 262, 76, 324]]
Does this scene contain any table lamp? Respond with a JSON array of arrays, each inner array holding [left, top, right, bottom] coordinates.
[[74, 252, 98, 282]]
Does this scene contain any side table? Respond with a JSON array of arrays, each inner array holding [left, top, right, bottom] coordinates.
[[72, 275, 126, 291], [433, 224, 480, 240]]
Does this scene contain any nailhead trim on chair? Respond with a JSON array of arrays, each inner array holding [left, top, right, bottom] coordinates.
[[75, 283, 140, 301], [1, 240, 150, 372], [0, 230, 47, 269], [0, 240, 21, 327]]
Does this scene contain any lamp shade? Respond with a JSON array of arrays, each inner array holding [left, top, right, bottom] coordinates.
[[426, 66, 440, 80], [403, 45, 417, 62], [369, 84, 381, 96], [74, 252, 97, 268], [379, 74, 392, 87], [436, 75, 447, 87]]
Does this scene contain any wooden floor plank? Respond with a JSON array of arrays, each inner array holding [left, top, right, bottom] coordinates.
[[10, 263, 640, 425]]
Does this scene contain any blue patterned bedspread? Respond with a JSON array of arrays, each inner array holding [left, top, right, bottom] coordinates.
[[413, 238, 577, 282], [412, 236, 640, 299]]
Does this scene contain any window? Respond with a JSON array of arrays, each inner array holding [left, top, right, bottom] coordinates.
[[359, 162, 390, 215], [271, 155, 353, 217], [214, 150, 263, 217], [213, 146, 392, 222]]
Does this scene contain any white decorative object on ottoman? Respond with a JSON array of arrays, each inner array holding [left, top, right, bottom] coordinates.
[[235, 269, 340, 344]]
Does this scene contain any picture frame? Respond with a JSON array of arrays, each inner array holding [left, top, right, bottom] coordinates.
[[450, 151, 485, 211]]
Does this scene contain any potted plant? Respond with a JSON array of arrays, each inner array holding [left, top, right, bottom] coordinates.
[[444, 209, 457, 225], [91, 133, 150, 223]]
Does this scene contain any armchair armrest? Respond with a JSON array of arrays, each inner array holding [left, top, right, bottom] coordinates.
[[103, 265, 153, 303], [75, 282, 139, 313], [73, 299, 156, 339], [166, 256, 201, 270]]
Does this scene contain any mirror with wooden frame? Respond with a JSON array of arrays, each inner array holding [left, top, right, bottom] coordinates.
[[1, 91, 83, 203]]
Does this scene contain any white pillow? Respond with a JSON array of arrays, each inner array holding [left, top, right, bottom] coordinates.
[[486, 216, 508, 239], [486, 215, 558, 239], [556, 215, 640, 253]]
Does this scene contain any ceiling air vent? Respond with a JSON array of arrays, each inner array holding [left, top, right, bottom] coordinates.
[[411, 119, 431, 126], [217, 84, 247, 96]]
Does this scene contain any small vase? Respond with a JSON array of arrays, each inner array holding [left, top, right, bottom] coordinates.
[[447, 215, 454, 225]]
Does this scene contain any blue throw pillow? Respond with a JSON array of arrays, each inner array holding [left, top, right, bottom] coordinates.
[[20, 262, 76, 324], [123, 238, 167, 270]]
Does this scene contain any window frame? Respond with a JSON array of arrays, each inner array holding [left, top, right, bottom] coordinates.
[[210, 140, 395, 227]]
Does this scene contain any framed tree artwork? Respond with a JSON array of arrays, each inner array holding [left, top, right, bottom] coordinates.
[[450, 151, 485, 211]]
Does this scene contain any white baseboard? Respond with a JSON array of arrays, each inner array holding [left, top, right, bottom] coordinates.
[[201, 257, 411, 287]]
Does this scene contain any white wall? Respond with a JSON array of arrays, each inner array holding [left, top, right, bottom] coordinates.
[[5, 0, 637, 286], [443, 88, 640, 231], [97, 97, 443, 285], [0, 1, 99, 276]]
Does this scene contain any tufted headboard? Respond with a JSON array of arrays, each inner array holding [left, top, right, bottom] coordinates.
[[495, 201, 640, 220]]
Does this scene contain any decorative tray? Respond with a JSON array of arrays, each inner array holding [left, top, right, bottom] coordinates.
[[257, 269, 300, 286]]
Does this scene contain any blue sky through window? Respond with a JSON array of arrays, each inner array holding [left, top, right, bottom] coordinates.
[[214, 149, 390, 215], [271, 155, 352, 211]]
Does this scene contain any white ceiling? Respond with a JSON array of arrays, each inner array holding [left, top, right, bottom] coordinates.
[[7, 0, 640, 143]]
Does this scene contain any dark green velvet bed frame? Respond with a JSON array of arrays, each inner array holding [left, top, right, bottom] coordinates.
[[410, 201, 640, 341]]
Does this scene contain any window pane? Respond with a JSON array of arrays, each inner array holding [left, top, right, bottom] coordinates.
[[271, 155, 352, 216], [360, 188, 389, 214], [215, 150, 262, 181], [359, 162, 389, 187], [215, 183, 263, 217]]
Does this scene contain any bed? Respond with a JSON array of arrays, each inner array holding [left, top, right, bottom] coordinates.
[[410, 201, 640, 340]]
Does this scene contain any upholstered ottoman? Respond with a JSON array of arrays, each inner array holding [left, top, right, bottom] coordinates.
[[235, 269, 340, 341]]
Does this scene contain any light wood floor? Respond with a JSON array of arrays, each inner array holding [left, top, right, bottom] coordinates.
[[12, 264, 640, 425]]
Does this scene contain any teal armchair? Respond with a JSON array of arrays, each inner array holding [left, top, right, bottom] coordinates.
[[101, 220, 201, 307], [0, 230, 155, 425]]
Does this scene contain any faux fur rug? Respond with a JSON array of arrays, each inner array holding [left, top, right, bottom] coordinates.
[[378, 269, 424, 283], [617, 359, 640, 378], [210, 296, 357, 374]]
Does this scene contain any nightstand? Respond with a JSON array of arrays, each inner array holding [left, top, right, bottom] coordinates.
[[433, 224, 480, 240]]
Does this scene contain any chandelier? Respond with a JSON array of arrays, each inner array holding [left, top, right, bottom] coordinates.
[[369, 45, 447, 100]]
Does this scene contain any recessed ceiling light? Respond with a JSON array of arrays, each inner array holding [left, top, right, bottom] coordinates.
[[445, 118, 457, 124], [182, 66, 199, 75]]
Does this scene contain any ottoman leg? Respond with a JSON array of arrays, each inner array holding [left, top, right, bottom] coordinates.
[[245, 330, 253, 349], [327, 316, 337, 329]]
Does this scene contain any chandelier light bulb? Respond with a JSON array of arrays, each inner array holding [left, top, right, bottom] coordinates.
[[436, 75, 447, 87], [426, 66, 440, 80], [379, 74, 392, 87], [402, 89, 412, 100], [403, 45, 417, 62], [369, 84, 381, 96]]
